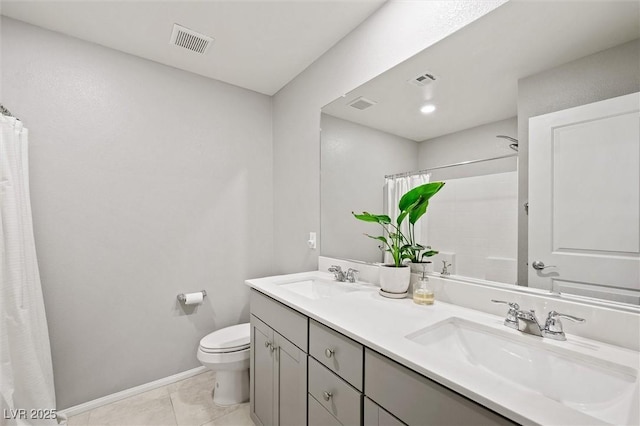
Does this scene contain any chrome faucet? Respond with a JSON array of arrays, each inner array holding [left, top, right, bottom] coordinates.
[[515, 309, 543, 337], [328, 265, 346, 282], [328, 265, 358, 283], [345, 268, 358, 283], [441, 260, 451, 276], [491, 300, 585, 341]]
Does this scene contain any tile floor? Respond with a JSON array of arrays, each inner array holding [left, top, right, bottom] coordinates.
[[66, 371, 254, 426]]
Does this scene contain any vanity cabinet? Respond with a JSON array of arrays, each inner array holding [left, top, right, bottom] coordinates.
[[250, 291, 308, 426], [249, 289, 516, 426], [365, 349, 515, 426]]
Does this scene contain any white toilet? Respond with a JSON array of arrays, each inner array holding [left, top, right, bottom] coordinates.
[[197, 323, 250, 406]]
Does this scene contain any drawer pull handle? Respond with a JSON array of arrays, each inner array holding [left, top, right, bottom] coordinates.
[[322, 391, 333, 401], [265, 341, 272, 349], [324, 348, 335, 358], [270, 345, 277, 353]]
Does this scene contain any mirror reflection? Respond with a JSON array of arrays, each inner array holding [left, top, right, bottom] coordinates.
[[320, 1, 640, 305]]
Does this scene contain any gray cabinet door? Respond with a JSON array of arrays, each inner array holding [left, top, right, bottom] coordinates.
[[274, 331, 307, 426], [364, 397, 406, 426], [251, 315, 275, 426]]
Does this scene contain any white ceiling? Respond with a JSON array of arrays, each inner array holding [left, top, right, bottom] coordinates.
[[322, 1, 640, 142], [1, 0, 386, 95]]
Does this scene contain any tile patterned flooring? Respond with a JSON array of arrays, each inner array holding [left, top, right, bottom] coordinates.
[[67, 371, 253, 426]]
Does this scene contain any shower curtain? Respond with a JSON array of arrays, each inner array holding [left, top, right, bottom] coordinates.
[[1, 115, 57, 425], [383, 173, 430, 264]]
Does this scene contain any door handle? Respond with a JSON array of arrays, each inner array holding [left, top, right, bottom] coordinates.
[[532, 260, 556, 270]]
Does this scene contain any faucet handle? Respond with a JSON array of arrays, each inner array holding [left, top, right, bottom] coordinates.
[[346, 268, 358, 283], [543, 311, 585, 341], [329, 265, 346, 281], [491, 300, 520, 329], [491, 299, 520, 310]]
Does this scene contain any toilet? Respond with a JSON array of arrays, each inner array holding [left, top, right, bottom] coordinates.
[[197, 322, 250, 406]]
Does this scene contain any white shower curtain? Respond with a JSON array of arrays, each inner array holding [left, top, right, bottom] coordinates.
[[383, 173, 430, 264], [1, 115, 57, 425]]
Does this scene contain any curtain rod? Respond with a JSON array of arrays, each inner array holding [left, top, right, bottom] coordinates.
[[385, 152, 518, 180]]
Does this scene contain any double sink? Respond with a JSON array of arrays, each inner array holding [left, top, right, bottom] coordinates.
[[269, 274, 639, 425]]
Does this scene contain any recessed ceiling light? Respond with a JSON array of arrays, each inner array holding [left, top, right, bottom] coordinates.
[[420, 104, 436, 114]]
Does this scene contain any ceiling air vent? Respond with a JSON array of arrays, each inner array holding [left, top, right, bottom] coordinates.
[[408, 72, 436, 87], [170, 24, 214, 54], [348, 96, 377, 111]]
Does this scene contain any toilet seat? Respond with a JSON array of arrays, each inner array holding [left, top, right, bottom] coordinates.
[[199, 344, 250, 354], [199, 323, 250, 353]]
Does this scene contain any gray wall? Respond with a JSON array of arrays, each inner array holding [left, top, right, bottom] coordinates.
[[272, 0, 507, 274], [1, 17, 274, 409], [517, 39, 640, 285], [321, 114, 418, 263], [418, 117, 517, 180]]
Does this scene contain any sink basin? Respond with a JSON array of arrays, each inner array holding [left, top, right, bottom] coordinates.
[[277, 278, 360, 300], [406, 317, 639, 425]]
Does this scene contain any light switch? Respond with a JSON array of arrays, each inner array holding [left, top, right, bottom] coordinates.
[[307, 232, 317, 249]]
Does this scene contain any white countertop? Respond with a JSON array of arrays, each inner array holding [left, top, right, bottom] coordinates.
[[246, 270, 640, 426]]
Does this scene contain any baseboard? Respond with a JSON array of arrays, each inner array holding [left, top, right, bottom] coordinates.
[[59, 366, 208, 418]]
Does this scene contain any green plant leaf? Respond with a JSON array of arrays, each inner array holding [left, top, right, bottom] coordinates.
[[398, 182, 445, 211], [396, 209, 410, 226], [352, 211, 391, 224], [420, 250, 439, 259], [399, 182, 445, 224], [365, 234, 388, 245], [408, 200, 429, 224]]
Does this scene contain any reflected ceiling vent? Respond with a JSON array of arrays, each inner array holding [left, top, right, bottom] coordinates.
[[348, 96, 377, 111], [408, 72, 436, 87], [170, 24, 214, 54]]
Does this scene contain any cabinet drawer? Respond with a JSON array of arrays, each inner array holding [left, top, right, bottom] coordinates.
[[250, 289, 308, 350], [365, 349, 515, 426], [308, 357, 362, 426], [309, 319, 363, 390], [308, 394, 341, 426]]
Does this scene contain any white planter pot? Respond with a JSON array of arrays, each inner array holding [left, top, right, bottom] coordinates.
[[409, 261, 433, 274], [379, 265, 411, 293]]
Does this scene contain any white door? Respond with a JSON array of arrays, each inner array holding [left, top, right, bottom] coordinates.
[[528, 92, 640, 304]]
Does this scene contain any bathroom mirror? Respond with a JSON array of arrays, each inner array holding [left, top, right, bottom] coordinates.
[[320, 1, 640, 306]]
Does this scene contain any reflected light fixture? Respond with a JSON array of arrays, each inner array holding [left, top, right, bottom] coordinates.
[[420, 104, 436, 114]]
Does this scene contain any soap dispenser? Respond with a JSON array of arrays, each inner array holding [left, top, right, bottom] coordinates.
[[413, 268, 434, 305]]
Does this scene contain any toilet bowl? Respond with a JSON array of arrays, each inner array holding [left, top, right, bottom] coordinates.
[[197, 323, 250, 406]]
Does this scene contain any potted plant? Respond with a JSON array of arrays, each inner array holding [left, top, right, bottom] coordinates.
[[400, 182, 445, 272], [353, 181, 445, 294], [407, 245, 439, 274]]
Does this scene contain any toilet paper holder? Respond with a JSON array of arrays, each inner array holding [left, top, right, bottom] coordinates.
[[177, 290, 207, 303]]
